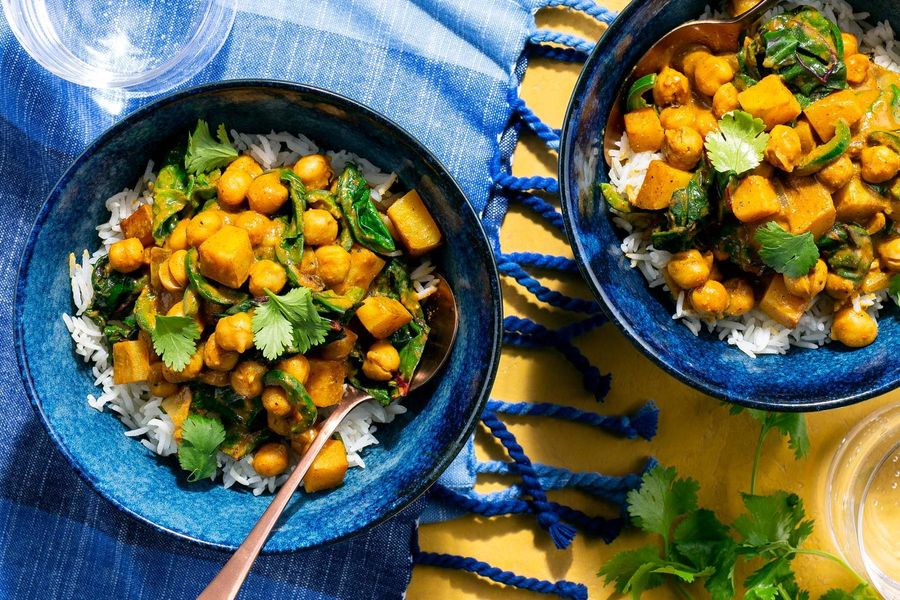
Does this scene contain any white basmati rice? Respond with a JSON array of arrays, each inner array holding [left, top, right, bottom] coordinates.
[[64, 131, 425, 494]]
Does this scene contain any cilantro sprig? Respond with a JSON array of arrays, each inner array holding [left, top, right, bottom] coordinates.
[[184, 120, 238, 175], [150, 314, 201, 371], [705, 111, 770, 176], [177, 414, 226, 482], [252, 287, 331, 360], [755, 222, 820, 279]]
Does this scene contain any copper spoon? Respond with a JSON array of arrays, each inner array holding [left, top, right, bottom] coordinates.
[[602, 0, 779, 160], [198, 276, 458, 600]]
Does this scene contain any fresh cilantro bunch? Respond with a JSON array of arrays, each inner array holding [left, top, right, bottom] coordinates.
[[755, 222, 820, 279], [252, 287, 332, 360], [184, 120, 238, 175], [177, 414, 226, 482], [150, 314, 201, 371], [705, 111, 770, 176]]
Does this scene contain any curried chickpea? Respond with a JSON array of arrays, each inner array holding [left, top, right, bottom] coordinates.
[[765, 125, 803, 172], [846, 54, 871, 85], [817, 155, 854, 190], [217, 168, 253, 208], [248, 259, 287, 297], [148, 362, 179, 398], [653, 67, 691, 107], [784, 259, 828, 298], [229, 155, 264, 178], [826, 273, 856, 301], [167, 219, 190, 251], [235, 210, 273, 246], [253, 442, 290, 477], [694, 55, 735, 97], [200, 370, 230, 387], [230, 360, 267, 398], [162, 344, 204, 383], [690, 280, 729, 317], [292, 154, 333, 190], [659, 106, 695, 131], [203, 332, 240, 372], [866, 213, 886, 235], [302, 209, 339, 246], [831, 307, 878, 347], [167, 249, 188, 288], [267, 412, 293, 437], [693, 110, 719, 139], [723, 278, 755, 317], [362, 341, 401, 382], [314, 245, 351, 287], [841, 32, 859, 57], [878, 238, 900, 271], [247, 171, 289, 215], [276, 354, 310, 385], [186, 211, 224, 247], [216, 312, 254, 353], [663, 127, 704, 171], [861, 145, 900, 184], [712, 83, 740, 118], [109, 238, 144, 273], [680, 49, 711, 80], [261, 386, 292, 417], [666, 250, 710, 289]]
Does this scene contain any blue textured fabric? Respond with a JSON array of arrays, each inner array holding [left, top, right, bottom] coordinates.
[[0, 1, 538, 597]]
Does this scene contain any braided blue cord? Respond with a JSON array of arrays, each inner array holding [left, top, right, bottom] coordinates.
[[481, 410, 577, 549], [512, 192, 565, 230], [413, 552, 588, 599], [494, 172, 560, 193], [498, 261, 600, 313], [528, 43, 589, 63], [467, 480, 627, 509], [487, 399, 659, 440], [476, 460, 648, 495], [539, 0, 618, 23], [556, 313, 607, 340], [511, 97, 560, 150], [529, 30, 596, 54], [500, 252, 578, 273]]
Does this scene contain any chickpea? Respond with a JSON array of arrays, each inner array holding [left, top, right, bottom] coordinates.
[[831, 307, 878, 348], [861, 145, 900, 184], [663, 127, 704, 171], [653, 67, 691, 107], [694, 55, 734, 97], [261, 386, 292, 417], [694, 110, 719, 139], [267, 412, 293, 437], [290, 429, 316, 455], [315, 245, 351, 287], [712, 83, 740, 118], [723, 278, 755, 317], [109, 238, 144, 273], [320, 328, 358, 361], [157, 260, 184, 293], [235, 211, 273, 246], [217, 168, 253, 208], [826, 273, 856, 301], [878, 238, 900, 271], [187, 211, 223, 247], [247, 171, 289, 215], [784, 259, 828, 298], [148, 362, 179, 398], [765, 125, 803, 172], [253, 442, 290, 477], [690, 280, 729, 317], [659, 106, 694, 131], [681, 49, 711, 80], [229, 155, 264, 178], [167, 249, 188, 288], [276, 354, 310, 385], [362, 341, 401, 382], [216, 312, 254, 353], [162, 344, 204, 383], [167, 219, 190, 251], [866, 212, 886, 235], [230, 360, 267, 398], [817, 155, 854, 190], [200, 370, 230, 387], [841, 32, 859, 58], [248, 259, 287, 297], [303, 209, 339, 246], [846, 54, 871, 85], [666, 250, 710, 289], [292, 154, 333, 190], [203, 332, 240, 372]]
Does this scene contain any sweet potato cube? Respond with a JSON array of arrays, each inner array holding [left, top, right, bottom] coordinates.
[[834, 176, 889, 222], [198, 225, 253, 289], [624, 107, 664, 152], [121, 205, 154, 246], [113, 339, 151, 384], [304, 438, 348, 493], [306, 359, 347, 408], [387, 190, 443, 257], [161, 388, 191, 442], [759, 276, 810, 328], [731, 176, 781, 223], [356, 296, 412, 339], [633, 160, 693, 210], [780, 176, 835, 237], [738, 75, 802, 130], [334, 246, 385, 294], [319, 329, 358, 361], [803, 90, 863, 141]]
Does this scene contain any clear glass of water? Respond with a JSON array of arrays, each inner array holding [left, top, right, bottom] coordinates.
[[826, 403, 900, 597], [1, 0, 236, 95]]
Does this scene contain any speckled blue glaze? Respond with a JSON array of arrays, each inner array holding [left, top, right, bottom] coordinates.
[[560, 0, 900, 412], [14, 81, 502, 551]]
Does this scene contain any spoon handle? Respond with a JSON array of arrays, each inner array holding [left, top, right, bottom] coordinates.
[[197, 387, 371, 600]]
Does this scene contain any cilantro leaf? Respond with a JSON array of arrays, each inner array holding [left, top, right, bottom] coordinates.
[[627, 466, 699, 548], [747, 410, 810, 459], [184, 120, 238, 174], [820, 584, 879, 600], [734, 492, 813, 552], [755, 222, 820, 278], [177, 414, 225, 482], [252, 287, 331, 360], [150, 315, 200, 371], [673, 509, 738, 600], [705, 110, 770, 175], [598, 545, 664, 593]]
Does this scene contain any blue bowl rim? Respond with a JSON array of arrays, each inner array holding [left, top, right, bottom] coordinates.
[[13, 78, 503, 552], [557, 2, 897, 412]]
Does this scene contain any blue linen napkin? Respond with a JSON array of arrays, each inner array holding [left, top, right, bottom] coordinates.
[[0, 1, 538, 597]]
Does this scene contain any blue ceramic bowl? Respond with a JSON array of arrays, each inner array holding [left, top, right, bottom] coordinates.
[[560, 0, 900, 412], [15, 81, 502, 551]]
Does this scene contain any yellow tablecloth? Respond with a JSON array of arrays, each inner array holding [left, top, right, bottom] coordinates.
[[408, 3, 897, 598]]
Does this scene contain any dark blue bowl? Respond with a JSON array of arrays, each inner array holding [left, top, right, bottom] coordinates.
[[560, 0, 900, 412], [14, 81, 502, 551]]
